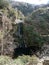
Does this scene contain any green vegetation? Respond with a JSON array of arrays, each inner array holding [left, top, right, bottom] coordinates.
[[24, 21, 45, 47], [0, 55, 38, 65], [0, 0, 9, 9], [8, 8, 24, 21], [23, 7, 49, 47], [0, 0, 49, 62], [10, 1, 35, 16], [27, 7, 49, 34]]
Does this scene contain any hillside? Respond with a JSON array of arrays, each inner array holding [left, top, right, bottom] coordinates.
[[9, 0, 49, 16], [25, 7, 49, 35], [9, 1, 35, 16], [1, 0, 49, 62], [0, 0, 25, 56]]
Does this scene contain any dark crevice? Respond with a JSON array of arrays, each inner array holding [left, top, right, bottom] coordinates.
[[12, 46, 41, 59]]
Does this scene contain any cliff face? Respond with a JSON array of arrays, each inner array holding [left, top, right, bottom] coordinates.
[[1, 0, 49, 59], [0, 11, 14, 56]]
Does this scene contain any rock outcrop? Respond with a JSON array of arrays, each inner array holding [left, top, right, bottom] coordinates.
[[0, 11, 14, 56]]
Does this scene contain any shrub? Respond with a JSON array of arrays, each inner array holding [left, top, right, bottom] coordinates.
[[0, 0, 9, 9]]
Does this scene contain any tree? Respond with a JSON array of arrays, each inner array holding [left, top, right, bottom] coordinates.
[[24, 22, 45, 47]]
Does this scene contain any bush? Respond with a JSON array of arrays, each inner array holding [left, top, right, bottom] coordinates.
[[0, 55, 39, 65], [24, 24, 45, 47], [0, 0, 9, 9]]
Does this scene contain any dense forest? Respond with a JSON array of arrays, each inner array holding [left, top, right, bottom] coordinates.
[[0, 0, 49, 65]]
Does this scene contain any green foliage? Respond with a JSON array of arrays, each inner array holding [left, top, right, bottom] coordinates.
[[10, 1, 34, 16], [23, 7, 49, 47], [0, 55, 38, 65], [26, 7, 49, 35], [24, 22, 45, 47], [8, 8, 16, 21], [0, 0, 9, 9], [15, 10, 24, 19], [7, 8, 24, 21]]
